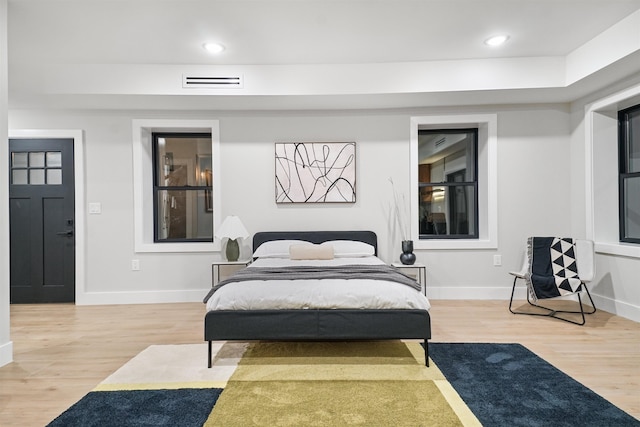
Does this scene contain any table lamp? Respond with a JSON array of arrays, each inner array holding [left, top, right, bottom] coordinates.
[[215, 216, 249, 261]]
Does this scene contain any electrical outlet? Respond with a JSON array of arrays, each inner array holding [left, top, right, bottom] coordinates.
[[493, 254, 502, 266], [131, 259, 140, 271]]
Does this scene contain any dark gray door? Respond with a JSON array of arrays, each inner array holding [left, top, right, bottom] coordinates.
[[9, 138, 75, 303]]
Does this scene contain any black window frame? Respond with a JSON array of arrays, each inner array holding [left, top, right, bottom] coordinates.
[[618, 104, 640, 244], [417, 128, 479, 240], [152, 131, 213, 243]]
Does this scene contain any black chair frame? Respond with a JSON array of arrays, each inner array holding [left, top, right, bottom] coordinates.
[[509, 275, 597, 325]]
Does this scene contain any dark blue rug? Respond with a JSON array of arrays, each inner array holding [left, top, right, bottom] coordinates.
[[47, 388, 222, 427], [429, 342, 639, 427]]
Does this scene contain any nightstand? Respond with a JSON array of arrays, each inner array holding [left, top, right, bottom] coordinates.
[[211, 259, 251, 287], [391, 262, 426, 296]]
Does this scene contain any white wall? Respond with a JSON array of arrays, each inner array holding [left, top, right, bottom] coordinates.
[[7, 104, 585, 307], [570, 77, 640, 321], [0, 0, 12, 368], [9, 100, 640, 320], [422, 106, 575, 299]]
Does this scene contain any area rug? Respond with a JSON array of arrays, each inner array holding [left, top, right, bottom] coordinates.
[[204, 341, 475, 426], [46, 342, 247, 427], [429, 342, 640, 427], [46, 342, 639, 427]]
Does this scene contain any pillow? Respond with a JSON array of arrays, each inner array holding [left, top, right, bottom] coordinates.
[[289, 243, 335, 260], [327, 240, 375, 257], [253, 240, 307, 258]]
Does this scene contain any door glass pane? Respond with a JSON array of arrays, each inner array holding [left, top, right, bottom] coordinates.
[[12, 152, 28, 168], [46, 152, 62, 167], [29, 152, 45, 168], [47, 169, 62, 185], [30, 169, 45, 184], [12, 170, 28, 185]]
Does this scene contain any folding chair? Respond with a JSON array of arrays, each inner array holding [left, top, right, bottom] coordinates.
[[509, 237, 596, 325]]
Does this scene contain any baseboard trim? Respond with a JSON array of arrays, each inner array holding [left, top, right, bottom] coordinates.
[[427, 286, 639, 322], [0, 340, 14, 368], [74, 286, 639, 323], [590, 294, 640, 323], [426, 286, 519, 300], [76, 289, 209, 306]]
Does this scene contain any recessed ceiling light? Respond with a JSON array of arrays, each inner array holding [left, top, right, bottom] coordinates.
[[203, 42, 225, 54], [484, 35, 510, 47]]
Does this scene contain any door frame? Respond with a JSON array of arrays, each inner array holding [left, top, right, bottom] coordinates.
[[8, 129, 86, 304]]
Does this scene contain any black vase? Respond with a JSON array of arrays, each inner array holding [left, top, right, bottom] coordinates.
[[400, 240, 416, 265]]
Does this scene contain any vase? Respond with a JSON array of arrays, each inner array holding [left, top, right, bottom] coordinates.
[[226, 238, 240, 262], [399, 240, 416, 265]]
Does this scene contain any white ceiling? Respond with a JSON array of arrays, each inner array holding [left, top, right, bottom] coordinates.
[[7, 0, 640, 110]]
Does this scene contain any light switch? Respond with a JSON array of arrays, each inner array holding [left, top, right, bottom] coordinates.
[[89, 202, 102, 214]]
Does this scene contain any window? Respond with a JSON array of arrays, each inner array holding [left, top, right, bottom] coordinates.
[[417, 129, 478, 239], [587, 83, 640, 258], [152, 133, 213, 243], [132, 119, 220, 253], [619, 104, 640, 244], [410, 114, 497, 250]]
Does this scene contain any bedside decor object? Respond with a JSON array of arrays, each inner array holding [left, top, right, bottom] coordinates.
[[400, 240, 416, 265], [389, 177, 415, 264], [215, 216, 249, 261], [275, 142, 356, 203]]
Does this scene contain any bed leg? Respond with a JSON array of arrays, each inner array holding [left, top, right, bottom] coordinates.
[[208, 341, 212, 369], [424, 340, 429, 367]]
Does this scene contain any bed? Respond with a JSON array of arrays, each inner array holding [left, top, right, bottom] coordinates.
[[203, 230, 432, 367]]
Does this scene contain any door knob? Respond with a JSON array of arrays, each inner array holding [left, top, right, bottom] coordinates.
[[56, 230, 74, 237]]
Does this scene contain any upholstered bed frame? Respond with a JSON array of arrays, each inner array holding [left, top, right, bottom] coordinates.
[[204, 230, 432, 367]]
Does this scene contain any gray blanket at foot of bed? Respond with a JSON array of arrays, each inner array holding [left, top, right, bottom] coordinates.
[[203, 264, 421, 303]]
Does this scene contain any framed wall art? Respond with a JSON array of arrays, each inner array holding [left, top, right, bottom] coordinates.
[[275, 142, 356, 203]]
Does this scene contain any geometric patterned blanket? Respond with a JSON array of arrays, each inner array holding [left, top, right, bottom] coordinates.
[[525, 237, 583, 301]]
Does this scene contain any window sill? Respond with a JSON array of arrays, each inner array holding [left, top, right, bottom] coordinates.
[[414, 239, 497, 250], [135, 241, 219, 253], [594, 242, 640, 259]]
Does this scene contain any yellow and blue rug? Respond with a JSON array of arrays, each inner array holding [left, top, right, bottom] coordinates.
[[47, 342, 639, 426]]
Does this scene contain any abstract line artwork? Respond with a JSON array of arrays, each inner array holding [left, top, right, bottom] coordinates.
[[275, 142, 356, 203]]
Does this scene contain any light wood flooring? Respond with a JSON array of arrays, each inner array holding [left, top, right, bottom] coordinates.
[[1, 300, 638, 426]]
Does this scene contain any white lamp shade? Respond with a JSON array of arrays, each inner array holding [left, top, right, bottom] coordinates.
[[215, 216, 249, 240]]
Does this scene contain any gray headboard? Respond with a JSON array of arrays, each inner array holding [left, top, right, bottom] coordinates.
[[252, 231, 377, 256]]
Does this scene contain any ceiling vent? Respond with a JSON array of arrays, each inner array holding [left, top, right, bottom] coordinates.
[[182, 74, 243, 89], [434, 137, 446, 147]]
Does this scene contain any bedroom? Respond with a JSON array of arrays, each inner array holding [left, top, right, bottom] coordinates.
[[1, 0, 640, 425]]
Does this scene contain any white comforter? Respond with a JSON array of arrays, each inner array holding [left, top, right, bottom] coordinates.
[[205, 256, 431, 311]]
